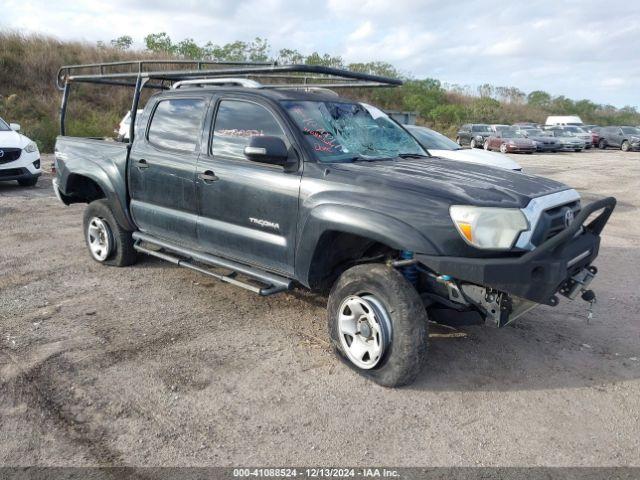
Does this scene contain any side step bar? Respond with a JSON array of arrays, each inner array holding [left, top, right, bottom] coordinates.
[[132, 232, 292, 296]]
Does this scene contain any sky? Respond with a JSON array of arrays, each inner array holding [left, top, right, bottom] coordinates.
[[2, 0, 639, 108]]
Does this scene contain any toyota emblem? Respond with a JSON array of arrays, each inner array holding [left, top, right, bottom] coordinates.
[[564, 208, 574, 227]]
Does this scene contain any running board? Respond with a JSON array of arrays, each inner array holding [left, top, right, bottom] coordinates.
[[132, 232, 292, 296]]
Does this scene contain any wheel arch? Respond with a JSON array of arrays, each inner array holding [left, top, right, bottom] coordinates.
[[295, 204, 440, 290], [61, 170, 135, 231]]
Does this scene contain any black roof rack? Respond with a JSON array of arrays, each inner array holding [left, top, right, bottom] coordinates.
[[57, 60, 402, 139]]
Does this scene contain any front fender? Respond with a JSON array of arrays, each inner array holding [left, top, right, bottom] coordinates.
[[294, 204, 441, 286]]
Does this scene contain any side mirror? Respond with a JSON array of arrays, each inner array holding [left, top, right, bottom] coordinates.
[[9, 123, 20, 132], [244, 135, 289, 166]]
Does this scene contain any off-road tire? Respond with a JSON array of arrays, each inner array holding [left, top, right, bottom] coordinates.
[[17, 176, 38, 187], [327, 263, 428, 387], [83, 199, 137, 267]]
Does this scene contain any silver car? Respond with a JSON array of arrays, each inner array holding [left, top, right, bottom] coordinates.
[[549, 126, 592, 149], [546, 129, 586, 151]]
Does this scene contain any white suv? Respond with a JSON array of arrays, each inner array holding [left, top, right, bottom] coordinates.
[[0, 117, 41, 186]]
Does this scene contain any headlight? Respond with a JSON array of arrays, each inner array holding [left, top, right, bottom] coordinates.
[[449, 205, 528, 249], [23, 141, 38, 153]]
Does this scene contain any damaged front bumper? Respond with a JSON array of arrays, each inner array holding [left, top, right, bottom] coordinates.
[[416, 197, 616, 326]]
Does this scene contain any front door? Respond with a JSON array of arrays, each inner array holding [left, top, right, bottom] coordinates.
[[128, 96, 209, 245], [195, 97, 301, 275]]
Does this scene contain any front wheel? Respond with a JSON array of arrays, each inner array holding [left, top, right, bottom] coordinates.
[[470, 138, 477, 149], [327, 264, 428, 387], [621, 141, 630, 152], [499, 143, 508, 154], [483, 140, 490, 150], [455, 137, 462, 146], [598, 139, 607, 149], [83, 199, 137, 267]]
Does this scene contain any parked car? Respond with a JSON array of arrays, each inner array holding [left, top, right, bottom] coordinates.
[[484, 129, 536, 153], [53, 62, 617, 387], [550, 126, 592, 149], [115, 109, 144, 142], [456, 123, 493, 148], [545, 129, 586, 152], [0, 117, 41, 186], [404, 125, 522, 170], [518, 128, 561, 152], [597, 126, 640, 151], [545, 115, 583, 126], [580, 125, 601, 147]]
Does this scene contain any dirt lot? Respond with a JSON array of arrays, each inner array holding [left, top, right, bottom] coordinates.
[[1, 149, 639, 467]]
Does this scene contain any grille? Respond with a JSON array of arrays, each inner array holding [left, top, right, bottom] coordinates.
[[0, 168, 26, 177], [530, 200, 581, 246], [0, 148, 22, 164]]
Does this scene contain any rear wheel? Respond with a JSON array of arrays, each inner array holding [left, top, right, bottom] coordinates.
[[621, 141, 630, 152], [83, 199, 137, 267], [470, 138, 477, 149], [455, 137, 462, 146], [483, 140, 490, 150], [328, 263, 428, 387], [17, 176, 38, 187]]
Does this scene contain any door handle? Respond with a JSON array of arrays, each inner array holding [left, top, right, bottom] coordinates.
[[135, 158, 149, 169], [198, 170, 219, 182]]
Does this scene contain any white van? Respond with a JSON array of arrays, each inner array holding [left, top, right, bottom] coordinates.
[[545, 115, 583, 126]]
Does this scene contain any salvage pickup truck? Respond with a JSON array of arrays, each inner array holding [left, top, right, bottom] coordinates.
[[53, 62, 616, 387]]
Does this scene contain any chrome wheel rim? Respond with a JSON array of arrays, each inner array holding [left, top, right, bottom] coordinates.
[[337, 294, 392, 370], [484, 141, 489, 150], [470, 139, 476, 148], [87, 217, 112, 262], [500, 143, 508, 153]]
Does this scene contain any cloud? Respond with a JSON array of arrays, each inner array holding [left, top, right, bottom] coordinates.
[[349, 21, 374, 42], [1, 0, 639, 107]]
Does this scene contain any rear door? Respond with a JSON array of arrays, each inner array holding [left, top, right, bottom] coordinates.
[[128, 96, 209, 245], [195, 96, 301, 275]]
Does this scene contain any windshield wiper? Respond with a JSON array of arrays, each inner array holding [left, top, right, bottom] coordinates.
[[398, 153, 430, 159], [349, 156, 392, 163]]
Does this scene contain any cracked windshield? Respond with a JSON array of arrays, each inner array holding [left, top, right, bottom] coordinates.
[[282, 100, 425, 162]]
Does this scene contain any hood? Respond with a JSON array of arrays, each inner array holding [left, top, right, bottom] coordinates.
[[428, 148, 521, 171], [332, 157, 569, 208], [0, 130, 29, 148], [556, 136, 583, 143]]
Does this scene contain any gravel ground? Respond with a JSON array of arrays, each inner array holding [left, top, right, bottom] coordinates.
[[1, 150, 639, 467]]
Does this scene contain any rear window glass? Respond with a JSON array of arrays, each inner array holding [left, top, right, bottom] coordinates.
[[148, 98, 206, 151]]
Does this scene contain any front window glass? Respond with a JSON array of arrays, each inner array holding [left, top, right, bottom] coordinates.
[[471, 125, 492, 132], [0, 118, 10, 131], [212, 100, 286, 161], [282, 101, 425, 162], [406, 126, 460, 150], [147, 98, 206, 151]]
